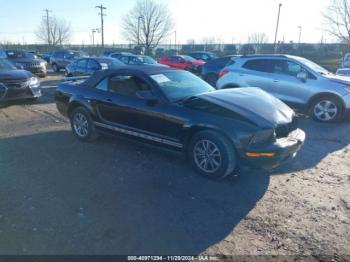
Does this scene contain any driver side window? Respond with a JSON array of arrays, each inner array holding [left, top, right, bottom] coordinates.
[[108, 75, 150, 98]]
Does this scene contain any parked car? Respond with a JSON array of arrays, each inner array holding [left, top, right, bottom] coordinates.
[[0, 49, 47, 77], [217, 55, 350, 123], [66, 57, 124, 77], [201, 56, 237, 86], [188, 51, 219, 62], [0, 59, 41, 103], [100, 51, 118, 57], [158, 55, 205, 74], [50, 50, 89, 72], [108, 52, 133, 60], [55, 66, 305, 179], [42, 52, 52, 63], [336, 68, 350, 77], [117, 54, 167, 67], [27, 51, 44, 60], [341, 53, 350, 68]]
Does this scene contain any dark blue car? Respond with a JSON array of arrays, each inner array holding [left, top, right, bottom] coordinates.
[[201, 56, 237, 86]]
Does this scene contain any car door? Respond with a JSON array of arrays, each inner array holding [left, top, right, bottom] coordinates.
[[241, 59, 279, 95], [94, 73, 184, 143], [273, 59, 316, 106], [75, 59, 88, 76], [87, 59, 101, 75]]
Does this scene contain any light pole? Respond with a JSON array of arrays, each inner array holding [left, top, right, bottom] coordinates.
[[273, 3, 282, 53], [92, 29, 99, 47], [95, 4, 107, 48], [174, 30, 177, 54], [137, 16, 143, 46], [298, 26, 302, 45]]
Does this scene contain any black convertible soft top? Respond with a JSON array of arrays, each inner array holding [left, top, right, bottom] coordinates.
[[83, 66, 177, 88]]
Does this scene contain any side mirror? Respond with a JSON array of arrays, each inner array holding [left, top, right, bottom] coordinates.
[[136, 90, 158, 104], [297, 71, 308, 82]]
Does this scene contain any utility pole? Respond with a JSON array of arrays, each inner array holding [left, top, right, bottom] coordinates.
[[95, 4, 107, 48], [273, 3, 282, 54], [137, 16, 143, 46], [92, 29, 96, 47], [174, 30, 177, 54], [43, 9, 51, 46], [298, 26, 302, 45]]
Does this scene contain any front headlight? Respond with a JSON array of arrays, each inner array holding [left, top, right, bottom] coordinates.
[[29, 77, 39, 86], [249, 129, 275, 145], [40, 61, 46, 67]]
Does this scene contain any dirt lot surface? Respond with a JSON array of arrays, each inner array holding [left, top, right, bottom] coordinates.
[[0, 73, 349, 260]]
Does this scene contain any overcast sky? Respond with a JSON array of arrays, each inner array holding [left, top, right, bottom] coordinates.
[[0, 0, 332, 45]]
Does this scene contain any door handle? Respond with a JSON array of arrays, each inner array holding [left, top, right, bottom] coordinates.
[[104, 98, 113, 102], [273, 79, 279, 83]]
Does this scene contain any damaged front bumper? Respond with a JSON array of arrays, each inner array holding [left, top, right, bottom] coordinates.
[[242, 128, 306, 169]]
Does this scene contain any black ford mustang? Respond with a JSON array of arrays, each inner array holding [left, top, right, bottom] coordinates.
[[0, 59, 41, 103], [55, 66, 305, 179]]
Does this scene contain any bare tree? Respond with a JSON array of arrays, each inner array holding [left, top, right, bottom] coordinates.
[[36, 16, 71, 46], [122, 0, 173, 54], [323, 0, 350, 44], [248, 33, 268, 54]]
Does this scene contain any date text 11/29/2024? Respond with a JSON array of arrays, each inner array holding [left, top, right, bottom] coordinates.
[[127, 256, 220, 261]]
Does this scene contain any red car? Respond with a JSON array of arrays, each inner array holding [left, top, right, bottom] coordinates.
[[158, 55, 205, 74]]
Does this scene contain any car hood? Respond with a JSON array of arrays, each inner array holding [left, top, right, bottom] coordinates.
[[324, 74, 350, 85], [197, 87, 295, 128], [0, 70, 32, 80]]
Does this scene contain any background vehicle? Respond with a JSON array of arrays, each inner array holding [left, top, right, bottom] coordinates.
[[117, 54, 167, 67], [108, 52, 132, 60], [66, 57, 124, 77], [217, 55, 350, 123], [0, 59, 41, 102], [42, 52, 52, 63], [50, 50, 89, 72], [341, 53, 350, 68], [0, 49, 47, 77], [158, 55, 205, 74], [55, 66, 305, 179], [201, 56, 237, 86], [188, 51, 219, 62], [336, 68, 350, 77]]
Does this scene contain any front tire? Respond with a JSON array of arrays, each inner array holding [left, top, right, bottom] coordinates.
[[188, 130, 236, 180], [69, 107, 99, 142], [310, 97, 343, 123]]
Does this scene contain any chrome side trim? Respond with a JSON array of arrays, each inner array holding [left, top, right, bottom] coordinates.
[[94, 122, 183, 149]]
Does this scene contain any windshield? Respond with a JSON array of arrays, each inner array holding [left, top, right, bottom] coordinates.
[[150, 71, 215, 102], [6, 50, 33, 59], [66, 51, 88, 59], [294, 57, 330, 75], [182, 55, 196, 62], [0, 59, 16, 70], [140, 56, 157, 64]]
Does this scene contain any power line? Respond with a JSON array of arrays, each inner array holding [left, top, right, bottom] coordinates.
[[95, 4, 106, 48]]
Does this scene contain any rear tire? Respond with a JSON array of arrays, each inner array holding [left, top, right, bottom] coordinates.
[[69, 107, 99, 142], [206, 74, 218, 87], [52, 63, 59, 73], [310, 96, 343, 123], [188, 130, 236, 180]]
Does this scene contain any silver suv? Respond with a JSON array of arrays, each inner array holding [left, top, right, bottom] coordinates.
[[217, 55, 350, 123]]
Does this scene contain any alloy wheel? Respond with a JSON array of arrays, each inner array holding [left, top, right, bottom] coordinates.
[[313, 100, 338, 121], [73, 113, 89, 138], [193, 139, 222, 173]]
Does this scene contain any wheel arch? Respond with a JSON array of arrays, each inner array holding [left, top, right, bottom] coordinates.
[[183, 125, 239, 153], [307, 92, 345, 114], [67, 99, 95, 119]]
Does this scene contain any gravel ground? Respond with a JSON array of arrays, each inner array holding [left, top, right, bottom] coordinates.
[[0, 73, 349, 260]]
